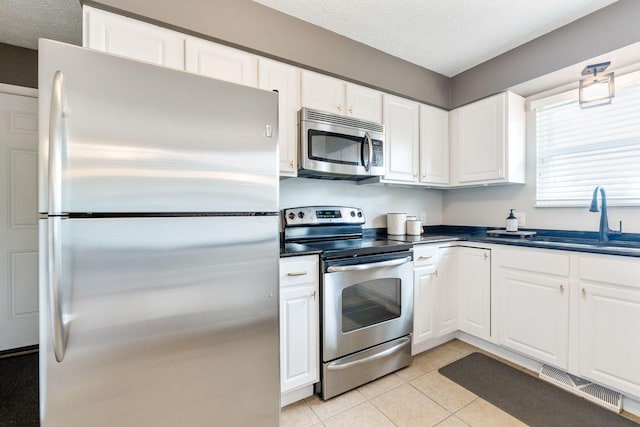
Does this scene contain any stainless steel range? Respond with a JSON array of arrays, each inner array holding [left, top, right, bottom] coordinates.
[[283, 206, 414, 399]]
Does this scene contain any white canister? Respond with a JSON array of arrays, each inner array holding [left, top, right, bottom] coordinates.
[[406, 220, 423, 236], [387, 213, 407, 235]]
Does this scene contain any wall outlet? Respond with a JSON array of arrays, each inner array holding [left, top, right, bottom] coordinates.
[[514, 212, 525, 226], [420, 212, 427, 223]]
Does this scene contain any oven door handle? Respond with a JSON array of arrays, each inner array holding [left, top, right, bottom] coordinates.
[[326, 256, 411, 272], [326, 336, 411, 371]]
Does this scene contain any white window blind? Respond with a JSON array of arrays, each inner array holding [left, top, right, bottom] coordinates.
[[535, 71, 640, 207]]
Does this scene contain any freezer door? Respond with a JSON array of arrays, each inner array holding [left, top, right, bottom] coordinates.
[[39, 216, 280, 426], [38, 39, 278, 214]]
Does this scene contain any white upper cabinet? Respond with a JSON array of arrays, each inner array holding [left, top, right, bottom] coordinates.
[[258, 58, 301, 177], [345, 83, 383, 123], [301, 71, 382, 122], [382, 95, 420, 183], [185, 37, 257, 87], [419, 104, 449, 186], [83, 6, 185, 69], [449, 91, 525, 186]]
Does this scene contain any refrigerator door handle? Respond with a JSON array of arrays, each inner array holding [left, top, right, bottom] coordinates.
[[49, 70, 64, 215], [48, 217, 68, 362]]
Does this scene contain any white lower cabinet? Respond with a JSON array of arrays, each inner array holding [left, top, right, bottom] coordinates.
[[495, 247, 570, 369], [458, 247, 491, 340], [412, 245, 459, 354], [279, 256, 319, 405], [578, 255, 640, 398]]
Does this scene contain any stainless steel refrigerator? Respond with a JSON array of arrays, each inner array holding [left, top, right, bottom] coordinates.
[[38, 39, 280, 426]]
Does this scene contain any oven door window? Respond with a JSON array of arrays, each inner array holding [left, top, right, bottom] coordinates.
[[341, 278, 401, 333], [308, 130, 367, 166]]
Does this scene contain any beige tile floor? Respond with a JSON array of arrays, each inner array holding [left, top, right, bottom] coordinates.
[[280, 339, 528, 427]]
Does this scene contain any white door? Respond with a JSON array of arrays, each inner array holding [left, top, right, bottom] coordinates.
[[0, 90, 39, 351], [300, 70, 344, 115], [346, 83, 382, 123], [458, 247, 491, 339]]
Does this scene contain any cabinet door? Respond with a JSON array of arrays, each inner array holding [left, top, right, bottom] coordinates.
[[496, 269, 569, 369], [258, 59, 300, 177], [382, 95, 420, 183], [451, 93, 505, 184], [578, 256, 640, 398], [83, 6, 184, 69], [185, 37, 257, 87], [413, 265, 437, 350], [300, 71, 344, 115], [280, 284, 319, 393], [346, 83, 382, 123], [419, 104, 449, 185], [436, 248, 458, 335], [458, 247, 491, 340]]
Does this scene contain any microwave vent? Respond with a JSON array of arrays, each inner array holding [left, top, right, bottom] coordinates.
[[302, 108, 384, 134]]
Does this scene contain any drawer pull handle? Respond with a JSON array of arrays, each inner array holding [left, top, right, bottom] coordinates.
[[287, 271, 308, 277], [418, 256, 432, 260]]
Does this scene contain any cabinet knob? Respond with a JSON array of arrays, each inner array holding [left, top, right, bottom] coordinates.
[[310, 291, 316, 300], [560, 284, 565, 294], [414, 173, 418, 179], [289, 160, 294, 168], [348, 107, 353, 114], [422, 173, 426, 178], [337, 104, 342, 112], [287, 271, 308, 277], [484, 253, 489, 260], [582, 288, 587, 297], [434, 270, 438, 278]]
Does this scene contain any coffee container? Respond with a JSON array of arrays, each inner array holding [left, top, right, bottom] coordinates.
[[387, 213, 407, 235], [406, 219, 423, 236]]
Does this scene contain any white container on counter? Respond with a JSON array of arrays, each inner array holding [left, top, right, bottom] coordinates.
[[387, 213, 407, 235], [406, 220, 423, 236]]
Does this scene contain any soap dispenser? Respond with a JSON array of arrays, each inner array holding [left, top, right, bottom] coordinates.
[[506, 209, 518, 232]]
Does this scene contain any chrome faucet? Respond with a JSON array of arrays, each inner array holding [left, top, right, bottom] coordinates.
[[589, 186, 621, 242]]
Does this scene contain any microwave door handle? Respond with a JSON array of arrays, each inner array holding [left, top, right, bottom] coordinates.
[[363, 132, 373, 172]]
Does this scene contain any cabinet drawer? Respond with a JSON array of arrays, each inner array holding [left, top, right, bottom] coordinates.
[[413, 245, 440, 266], [280, 256, 318, 287], [579, 255, 640, 289], [496, 247, 569, 277]]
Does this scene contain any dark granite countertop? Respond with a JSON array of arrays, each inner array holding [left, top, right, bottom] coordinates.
[[280, 225, 640, 258]]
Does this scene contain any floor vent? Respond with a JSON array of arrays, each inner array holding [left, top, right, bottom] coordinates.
[[539, 365, 622, 413]]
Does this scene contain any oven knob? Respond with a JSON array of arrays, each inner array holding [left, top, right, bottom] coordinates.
[[350, 211, 356, 217], [357, 211, 363, 218], [298, 212, 305, 219], [287, 212, 295, 220]]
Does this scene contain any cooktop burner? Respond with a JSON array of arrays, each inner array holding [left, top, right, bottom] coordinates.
[[300, 237, 413, 259]]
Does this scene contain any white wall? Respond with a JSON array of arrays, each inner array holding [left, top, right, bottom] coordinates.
[[443, 111, 640, 233], [280, 178, 443, 229]]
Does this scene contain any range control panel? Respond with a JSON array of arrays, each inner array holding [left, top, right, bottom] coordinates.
[[283, 206, 365, 227]]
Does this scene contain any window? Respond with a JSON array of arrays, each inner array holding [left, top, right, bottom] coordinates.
[[534, 71, 640, 207]]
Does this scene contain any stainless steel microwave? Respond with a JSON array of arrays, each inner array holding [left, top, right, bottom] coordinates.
[[298, 108, 385, 180]]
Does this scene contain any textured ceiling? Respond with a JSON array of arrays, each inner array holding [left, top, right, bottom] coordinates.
[[254, 0, 619, 77], [0, 0, 82, 50], [0, 0, 618, 77]]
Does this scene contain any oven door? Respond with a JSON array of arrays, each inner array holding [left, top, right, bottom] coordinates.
[[300, 120, 384, 177], [322, 251, 413, 362]]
